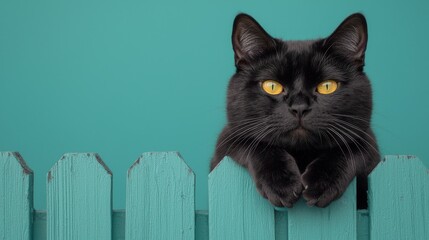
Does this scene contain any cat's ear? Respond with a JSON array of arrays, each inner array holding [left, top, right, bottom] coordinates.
[[232, 14, 276, 68], [324, 13, 368, 67]]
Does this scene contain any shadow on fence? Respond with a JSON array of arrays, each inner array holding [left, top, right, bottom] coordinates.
[[0, 151, 428, 240]]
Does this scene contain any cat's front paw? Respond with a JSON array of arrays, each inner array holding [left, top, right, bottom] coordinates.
[[301, 168, 350, 208], [257, 174, 303, 208]]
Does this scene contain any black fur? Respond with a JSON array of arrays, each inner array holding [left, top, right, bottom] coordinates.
[[211, 13, 380, 208]]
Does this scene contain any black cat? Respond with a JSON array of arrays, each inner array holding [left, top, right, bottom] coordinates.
[[211, 13, 380, 208]]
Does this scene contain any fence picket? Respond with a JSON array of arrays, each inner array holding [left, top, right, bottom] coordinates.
[[369, 155, 429, 240], [208, 157, 275, 240], [0, 151, 427, 239], [0, 152, 33, 240], [125, 152, 195, 240], [47, 153, 112, 240], [288, 179, 357, 240]]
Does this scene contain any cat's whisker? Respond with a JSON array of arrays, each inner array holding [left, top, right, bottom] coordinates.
[[241, 126, 266, 162], [244, 125, 276, 163], [215, 123, 256, 150], [325, 128, 348, 162], [221, 126, 265, 155], [234, 125, 263, 160], [331, 120, 380, 155], [330, 113, 371, 124], [223, 120, 269, 157], [227, 115, 269, 124], [260, 126, 279, 153], [327, 127, 355, 171], [320, 130, 334, 148], [254, 127, 277, 153], [332, 122, 371, 170], [332, 127, 359, 174], [329, 123, 368, 154], [329, 124, 366, 171], [216, 119, 267, 150], [332, 118, 377, 143]]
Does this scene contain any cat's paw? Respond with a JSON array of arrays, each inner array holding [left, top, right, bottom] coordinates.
[[257, 174, 303, 208], [301, 169, 348, 208]]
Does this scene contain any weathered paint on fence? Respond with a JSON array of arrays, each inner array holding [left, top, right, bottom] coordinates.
[[209, 157, 276, 240], [369, 155, 429, 240], [288, 179, 356, 240], [0, 152, 33, 240], [126, 152, 195, 240], [47, 153, 112, 240], [0, 152, 428, 240]]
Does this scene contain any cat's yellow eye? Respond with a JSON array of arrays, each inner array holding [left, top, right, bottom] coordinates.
[[317, 80, 338, 94], [262, 80, 284, 95]]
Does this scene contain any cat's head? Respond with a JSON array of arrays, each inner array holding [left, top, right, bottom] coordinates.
[[227, 13, 373, 149]]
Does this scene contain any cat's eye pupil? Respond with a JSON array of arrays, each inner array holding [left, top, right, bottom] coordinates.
[[317, 80, 338, 94], [262, 80, 284, 95]]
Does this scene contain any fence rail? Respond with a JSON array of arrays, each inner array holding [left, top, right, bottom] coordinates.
[[0, 152, 428, 240]]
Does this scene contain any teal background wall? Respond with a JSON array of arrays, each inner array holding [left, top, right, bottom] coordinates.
[[1, 0, 428, 211]]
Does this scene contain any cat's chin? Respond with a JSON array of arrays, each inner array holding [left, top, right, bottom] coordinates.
[[292, 126, 307, 134], [276, 127, 319, 148], [289, 127, 311, 139]]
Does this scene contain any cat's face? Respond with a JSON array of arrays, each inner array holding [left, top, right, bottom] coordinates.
[[227, 14, 373, 149]]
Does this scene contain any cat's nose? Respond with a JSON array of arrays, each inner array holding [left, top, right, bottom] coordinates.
[[289, 104, 311, 118]]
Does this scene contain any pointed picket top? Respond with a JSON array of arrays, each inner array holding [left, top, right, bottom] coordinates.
[[0, 152, 33, 240], [287, 179, 357, 240], [0, 152, 33, 175], [47, 153, 112, 181], [369, 155, 429, 240], [126, 152, 195, 240], [47, 153, 112, 240], [209, 157, 275, 240]]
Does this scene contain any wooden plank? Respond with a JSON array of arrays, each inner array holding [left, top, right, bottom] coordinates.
[[288, 179, 356, 240], [32, 210, 210, 240], [208, 157, 275, 240], [0, 152, 33, 240], [126, 152, 195, 240], [47, 153, 112, 240], [369, 155, 429, 240]]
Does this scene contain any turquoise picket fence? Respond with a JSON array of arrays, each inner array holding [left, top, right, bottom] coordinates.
[[0, 151, 428, 240]]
